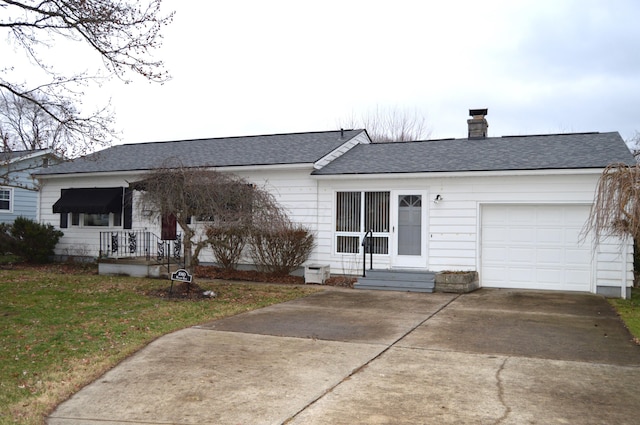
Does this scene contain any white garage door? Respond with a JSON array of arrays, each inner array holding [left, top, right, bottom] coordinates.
[[481, 204, 592, 291]]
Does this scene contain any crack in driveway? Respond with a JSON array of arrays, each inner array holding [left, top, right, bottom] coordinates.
[[284, 294, 461, 424], [494, 357, 511, 424]]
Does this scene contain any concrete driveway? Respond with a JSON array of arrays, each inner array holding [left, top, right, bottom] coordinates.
[[48, 288, 640, 425]]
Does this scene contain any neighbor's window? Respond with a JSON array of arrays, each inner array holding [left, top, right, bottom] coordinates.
[[0, 188, 11, 211], [335, 191, 389, 254]]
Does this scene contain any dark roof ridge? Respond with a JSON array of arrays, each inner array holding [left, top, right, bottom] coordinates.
[[500, 131, 602, 139], [121, 129, 364, 146], [368, 132, 610, 145]]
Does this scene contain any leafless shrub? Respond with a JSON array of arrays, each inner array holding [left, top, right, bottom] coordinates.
[[136, 164, 286, 271], [248, 223, 315, 275], [206, 226, 248, 271]]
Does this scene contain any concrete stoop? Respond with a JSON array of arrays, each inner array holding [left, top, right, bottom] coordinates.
[[355, 269, 436, 293]]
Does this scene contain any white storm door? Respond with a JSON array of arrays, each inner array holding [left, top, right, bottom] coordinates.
[[392, 191, 427, 268]]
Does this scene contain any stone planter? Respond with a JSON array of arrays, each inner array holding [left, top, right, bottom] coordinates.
[[434, 271, 479, 293]]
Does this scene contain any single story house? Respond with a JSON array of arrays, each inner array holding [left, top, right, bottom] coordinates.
[[34, 110, 637, 297], [0, 148, 60, 224]]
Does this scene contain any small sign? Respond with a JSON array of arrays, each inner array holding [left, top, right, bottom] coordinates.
[[171, 268, 192, 283]]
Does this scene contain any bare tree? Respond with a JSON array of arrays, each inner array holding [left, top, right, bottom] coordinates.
[[0, 0, 174, 165], [1, 91, 70, 153], [627, 131, 640, 161], [583, 163, 640, 246], [135, 164, 286, 272], [338, 105, 431, 143]]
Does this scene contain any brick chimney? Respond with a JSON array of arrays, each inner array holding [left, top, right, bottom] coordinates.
[[467, 108, 488, 139]]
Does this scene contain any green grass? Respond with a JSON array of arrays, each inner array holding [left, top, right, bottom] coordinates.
[[609, 288, 640, 343], [0, 265, 319, 425]]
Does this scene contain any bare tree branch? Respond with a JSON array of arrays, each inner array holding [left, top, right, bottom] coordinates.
[[338, 105, 431, 143], [583, 163, 640, 246], [1, 0, 174, 81], [627, 131, 640, 162], [0, 0, 174, 183], [136, 164, 287, 271]]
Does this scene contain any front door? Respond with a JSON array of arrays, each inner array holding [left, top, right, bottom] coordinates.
[[392, 191, 427, 268]]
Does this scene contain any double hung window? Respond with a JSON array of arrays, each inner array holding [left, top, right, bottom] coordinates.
[[0, 188, 11, 211]]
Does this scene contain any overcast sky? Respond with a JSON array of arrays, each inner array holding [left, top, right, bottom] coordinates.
[[8, 0, 640, 146]]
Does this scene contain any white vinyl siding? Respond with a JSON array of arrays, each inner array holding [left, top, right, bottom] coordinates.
[[38, 167, 323, 262], [315, 171, 632, 294], [37, 163, 633, 295]]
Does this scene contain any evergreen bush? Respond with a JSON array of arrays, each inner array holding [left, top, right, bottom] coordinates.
[[10, 217, 64, 263]]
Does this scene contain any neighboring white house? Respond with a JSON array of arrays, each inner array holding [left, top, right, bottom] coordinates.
[[34, 111, 637, 297], [0, 149, 60, 224]]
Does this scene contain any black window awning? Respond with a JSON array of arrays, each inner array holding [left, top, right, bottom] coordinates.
[[53, 187, 124, 214]]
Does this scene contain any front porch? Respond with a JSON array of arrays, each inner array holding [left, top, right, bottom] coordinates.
[[98, 230, 184, 278]]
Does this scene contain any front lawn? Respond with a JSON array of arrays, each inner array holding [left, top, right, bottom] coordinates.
[[609, 288, 640, 344], [0, 265, 318, 425]]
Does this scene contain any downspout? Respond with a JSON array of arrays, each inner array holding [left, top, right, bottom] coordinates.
[[622, 235, 629, 299]]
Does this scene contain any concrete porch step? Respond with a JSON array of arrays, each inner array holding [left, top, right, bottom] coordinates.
[[355, 269, 436, 293]]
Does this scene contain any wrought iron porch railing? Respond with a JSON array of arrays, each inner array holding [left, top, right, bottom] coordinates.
[[99, 230, 182, 263], [361, 229, 373, 277]]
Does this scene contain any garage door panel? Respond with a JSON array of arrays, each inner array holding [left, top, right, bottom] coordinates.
[[537, 268, 564, 284], [564, 228, 585, 241], [566, 269, 591, 283], [482, 267, 506, 281], [566, 249, 591, 264], [482, 227, 508, 243], [565, 211, 590, 226], [481, 205, 591, 292], [537, 228, 564, 245], [536, 248, 563, 265], [536, 209, 564, 224], [509, 267, 536, 284], [510, 248, 535, 262], [508, 208, 536, 223], [483, 247, 508, 262], [509, 228, 535, 242]]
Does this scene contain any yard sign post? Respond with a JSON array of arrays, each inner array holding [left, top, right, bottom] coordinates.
[[170, 268, 192, 295]]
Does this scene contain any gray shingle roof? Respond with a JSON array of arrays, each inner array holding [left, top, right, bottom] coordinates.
[[312, 132, 635, 175], [36, 130, 365, 176], [0, 149, 50, 162]]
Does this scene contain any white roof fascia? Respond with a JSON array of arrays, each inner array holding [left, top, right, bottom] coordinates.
[[35, 163, 314, 180], [8, 148, 57, 165], [311, 168, 607, 180], [314, 130, 371, 170]]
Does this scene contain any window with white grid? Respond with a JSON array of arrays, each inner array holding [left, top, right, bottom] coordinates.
[[0, 188, 11, 211], [336, 191, 389, 254]]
